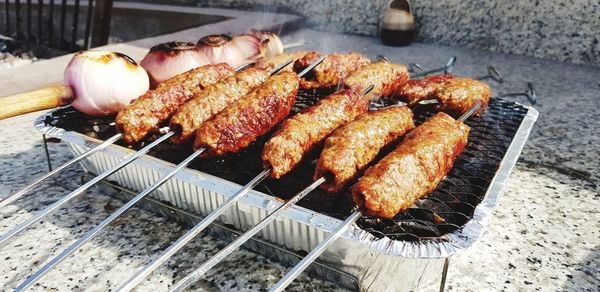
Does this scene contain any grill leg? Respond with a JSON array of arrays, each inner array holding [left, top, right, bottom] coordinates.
[[439, 257, 450, 292], [42, 134, 53, 171]]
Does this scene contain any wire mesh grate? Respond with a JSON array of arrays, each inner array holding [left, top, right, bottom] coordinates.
[[42, 89, 529, 242]]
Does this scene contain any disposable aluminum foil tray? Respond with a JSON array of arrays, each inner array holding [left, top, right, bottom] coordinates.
[[34, 97, 538, 291]]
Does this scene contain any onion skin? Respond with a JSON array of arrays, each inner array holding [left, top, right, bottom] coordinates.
[[230, 34, 265, 62], [141, 41, 210, 87], [249, 29, 284, 57], [64, 51, 149, 116], [197, 34, 251, 68]]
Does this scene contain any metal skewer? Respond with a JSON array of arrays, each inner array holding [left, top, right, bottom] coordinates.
[[13, 58, 302, 288], [498, 82, 537, 105], [0, 131, 174, 246], [15, 146, 206, 291], [120, 79, 367, 292], [103, 56, 325, 291], [476, 65, 504, 83], [266, 101, 484, 292], [0, 60, 285, 245], [117, 168, 271, 292], [0, 63, 259, 212], [408, 63, 424, 73], [0, 132, 122, 208], [412, 56, 456, 78], [168, 177, 327, 292], [167, 84, 377, 291], [376, 54, 429, 74], [269, 210, 362, 292], [282, 41, 307, 50]]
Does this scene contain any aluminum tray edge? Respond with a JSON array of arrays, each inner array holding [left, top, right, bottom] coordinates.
[[33, 106, 539, 260]]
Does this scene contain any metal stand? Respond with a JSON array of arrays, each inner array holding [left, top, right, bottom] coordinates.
[[42, 134, 53, 171], [439, 257, 450, 292]]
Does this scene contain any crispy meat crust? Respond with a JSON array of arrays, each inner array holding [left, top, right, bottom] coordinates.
[[314, 106, 415, 193], [352, 112, 469, 219], [255, 51, 308, 72], [293, 51, 370, 90], [395, 75, 492, 117], [194, 72, 299, 155], [343, 61, 410, 99], [115, 63, 234, 143], [435, 78, 492, 117], [262, 88, 370, 179], [394, 74, 455, 105], [169, 68, 270, 144]]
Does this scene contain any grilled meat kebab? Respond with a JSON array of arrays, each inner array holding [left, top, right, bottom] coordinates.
[[352, 112, 470, 219], [293, 51, 370, 90], [394, 74, 455, 105], [343, 60, 409, 100], [115, 63, 234, 143], [262, 87, 370, 179], [314, 106, 415, 193], [435, 78, 492, 117], [255, 51, 308, 72], [395, 74, 491, 117], [194, 71, 299, 155], [169, 67, 270, 144]]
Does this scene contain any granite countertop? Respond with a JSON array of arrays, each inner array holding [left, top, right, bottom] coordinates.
[[1, 9, 599, 291]]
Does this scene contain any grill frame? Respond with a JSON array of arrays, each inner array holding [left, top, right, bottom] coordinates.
[[33, 99, 538, 291]]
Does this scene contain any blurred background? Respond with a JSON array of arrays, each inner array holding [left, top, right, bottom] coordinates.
[[1, 0, 599, 67]]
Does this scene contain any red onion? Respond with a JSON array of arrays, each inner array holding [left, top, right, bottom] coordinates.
[[140, 41, 210, 87], [196, 34, 261, 68], [230, 34, 265, 61], [64, 51, 149, 116], [249, 29, 284, 57]]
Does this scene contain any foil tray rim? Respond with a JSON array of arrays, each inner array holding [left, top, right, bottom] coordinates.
[[33, 104, 538, 259]]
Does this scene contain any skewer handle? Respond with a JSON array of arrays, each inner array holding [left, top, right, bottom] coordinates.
[[0, 133, 123, 209], [0, 132, 173, 246], [118, 168, 271, 292], [282, 41, 306, 50], [0, 84, 74, 120], [169, 177, 327, 292], [411, 56, 457, 78], [15, 147, 206, 291], [497, 82, 537, 105], [269, 210, 362, 292]]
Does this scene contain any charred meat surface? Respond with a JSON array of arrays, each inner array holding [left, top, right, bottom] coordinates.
[[352, 112, 469, 219], [255, 51, 308, 72], [293, 51, 370, 90], [115, 63, 234, 143], [194, 72, 300, 155], [394, 74, 455, 105], [315, 106, 415, 193], [435, 78, 492, 117], [169, 67, 270, 144], [343, 61, 410, 99], [262, 88, 370, 179]]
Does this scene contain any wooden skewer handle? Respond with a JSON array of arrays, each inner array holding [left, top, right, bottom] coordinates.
[[0, 84, 74, 120]]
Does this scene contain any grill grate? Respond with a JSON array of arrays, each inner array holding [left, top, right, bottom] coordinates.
[[42, 90, 528, 242]]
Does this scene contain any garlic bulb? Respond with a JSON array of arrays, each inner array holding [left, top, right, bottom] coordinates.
[[249, 29, 284, 58], [141, 41, 210, 87], [64, 51, 149, 116]]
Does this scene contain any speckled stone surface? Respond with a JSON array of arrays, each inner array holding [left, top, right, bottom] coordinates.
[[411, 1, 600, 67], [1, 28, 599, 291], [0, 116, 343, 292], [131, 0, 600, 66]]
